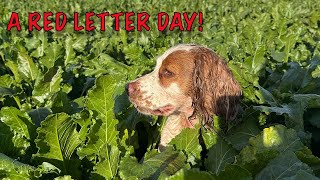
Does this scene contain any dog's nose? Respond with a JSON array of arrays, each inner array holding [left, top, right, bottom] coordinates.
[[126, 82, 139, 96]]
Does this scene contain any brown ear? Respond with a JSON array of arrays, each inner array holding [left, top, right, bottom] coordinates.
[[191, 47, 242, 127]]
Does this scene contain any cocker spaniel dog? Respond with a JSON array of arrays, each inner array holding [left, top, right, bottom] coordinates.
[[126, 44, 242, 148]]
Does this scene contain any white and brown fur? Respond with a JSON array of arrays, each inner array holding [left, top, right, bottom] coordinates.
[[126, 44, 242, 148]]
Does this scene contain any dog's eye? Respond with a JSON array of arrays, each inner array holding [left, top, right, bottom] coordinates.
[[163, 69, 174, 77]]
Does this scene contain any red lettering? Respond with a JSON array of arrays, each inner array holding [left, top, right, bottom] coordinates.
[[198, 12, 203, 32], [169, 12, 183, 31], [137, 12, 150, 31], [125, 12, 135, 31], [74, 12, 84, 31], [43, 12, 53, 31], [96, 12, 109, 31], [158, 12, 169, 31], [7, 12, 21, 31], [111, 12, 124, 31], [56, 12, 67, 31], [85, 12, 95, 31], [183, 12, 197, 31], [29, 12, 41, 31]]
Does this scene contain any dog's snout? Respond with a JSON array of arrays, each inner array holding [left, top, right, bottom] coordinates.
[[126, 81, 139, 96]]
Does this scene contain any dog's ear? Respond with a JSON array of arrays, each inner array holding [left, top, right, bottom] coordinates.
[[191, 47, 242, 126]]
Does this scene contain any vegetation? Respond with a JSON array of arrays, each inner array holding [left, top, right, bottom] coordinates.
[[0, 0, 320, 179]]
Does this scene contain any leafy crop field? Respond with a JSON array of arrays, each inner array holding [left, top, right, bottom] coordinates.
[[1, 0, 320, 179]]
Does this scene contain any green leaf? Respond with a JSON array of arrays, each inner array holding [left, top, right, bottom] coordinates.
[[214, 164, 252, 180], [50, 91, 75, 115], [202, 131, 237, 174], [168, 169, 215, 180], [119, 148, 187, 179], [17, 51, 40, 81], [296, 146, 320, 176], [311, 65, 320, 78], [256, 152, 313, 180], [83, 53, 129, 77], [64, 36, 76, 66], [237, 125, 305, 176], [253, 103, 305, 130], [0, 121, 18, 156], [77, 75, 124, 174], [248, 124, 303, 153], [54, 175, 74, 180], [0, 74, 14, 88], [169, 126, 202, 162], [28, 107, 52, 127], [40, 42, 64, 69], [226, 112, 260, 151], [91, 145, 120, 179], [0, 107, 36, 155], [5, 61, 21, 83], [64, 35, 87, 66], [0, 153, 35, 180], [251, 45, 266, 74], [33, 67, 63, 103], [283, 170, 320, 180], [0, 87, 14, 96], [33, 113, 82, 177], [293, 94, 320, 108]]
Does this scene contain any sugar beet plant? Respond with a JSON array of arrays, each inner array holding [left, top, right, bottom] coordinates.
[[1, 0, 320, 179]]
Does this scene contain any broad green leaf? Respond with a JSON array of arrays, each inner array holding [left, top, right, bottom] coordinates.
[[311, 65, 320, 78], [256, 152, 313, 180], [64, 35, 88, 66], [0, 87, 14, 96], [17, 51, 40, 81], [214, 164, 252, 180], [248, 125, 303, 153], [91, 145, 120, 179], [168, 169, 215, 180], [237, 125, 305, 176], [278, 62, 305, 92], [83, 53, 129, 77], [71, 35, 88, 52], [64, 36, 76, 66], [50, 91, 75, 115], [257, 85, 278, 106], [238, 146, 279, 176], [203, 131, 237, 175], [296, 146, 320, 176], [33, 113, 82, 178], [0, 74, 14, 88], [119, 148, 186, 179], [4, 61, 21, 83], [0, 153, 35, 180], [71, 110, 92, 142], [282, 170, 320, 180], [293, 94, 320, 108], [251, 45, 266, 74], [169, 126, 202, 162], [54, 176, 74, 180], [33, 67, 63, 103], [29, 31, 48, 58], [28, 107, 52, 127], [0, 122, 18, 156], [40, 42, 64, 69], [253, 103, 305, 130], [226, 111, 260, 151], [77, 75, 124, 165], [0, 107, 36, 155]]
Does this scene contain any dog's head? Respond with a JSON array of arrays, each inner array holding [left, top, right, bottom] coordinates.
[[127, 44, 242, 125]]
